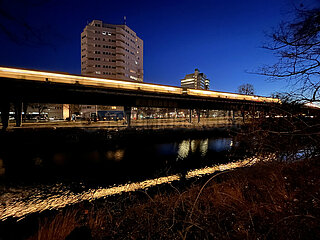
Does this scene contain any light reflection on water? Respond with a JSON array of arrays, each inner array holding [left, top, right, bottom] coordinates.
[[200, 139, 209, 157], [0, 136, 247, 221], [0, 156, 263, 221], [105, 149, 125, 161], [177, 140, 191, 159], [177, 138, 210, 160], [0, 137, 234, 182]]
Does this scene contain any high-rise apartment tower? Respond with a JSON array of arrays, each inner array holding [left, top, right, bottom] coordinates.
[[181, 69, 210, 90], [81, 20, 143, 82]]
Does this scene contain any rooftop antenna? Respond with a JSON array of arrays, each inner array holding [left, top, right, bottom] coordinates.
[[124, 16, 127, 25]]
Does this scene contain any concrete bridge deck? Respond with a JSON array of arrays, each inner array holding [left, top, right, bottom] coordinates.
[[0, 66, 280, 130]]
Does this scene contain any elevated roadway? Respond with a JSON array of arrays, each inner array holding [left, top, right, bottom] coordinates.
[[0, 66, 280, 129]]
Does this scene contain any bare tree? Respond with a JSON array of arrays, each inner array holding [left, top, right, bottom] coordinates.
[[237, 83, 255, 95], [241, 5, 320, 162], [30, 103, 47, 117], [258, 5, 320, 103], [70, 104, 82, 115]]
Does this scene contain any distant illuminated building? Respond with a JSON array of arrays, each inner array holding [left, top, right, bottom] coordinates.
[[25, 104, 70, 120], [81, 19, 143, 82], [46, 104, 70, 120], [304, 102, 320, 109], [181, 68, 210, 90]]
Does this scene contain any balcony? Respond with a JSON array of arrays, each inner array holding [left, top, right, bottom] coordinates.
[[116, 54, 126, 62], [116, 27, 126, 36], [116, 41, 127, 49], [116, 67, 126, 73], [116, 61, 125, 68], [115, 34, 126, 43], [116, 48, 127, 56]]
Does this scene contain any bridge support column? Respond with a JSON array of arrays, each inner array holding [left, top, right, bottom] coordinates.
[[0, 102, 10, 131], [227, 110, 231, 125], [189, 109, 192, 123], [23, 103, 28, 123], [241, 110, 245, 123], [14, 101, 23, 127], [124, 106, 132, 128], [196, 109, 201, 123], [232, 110, 235, 124]]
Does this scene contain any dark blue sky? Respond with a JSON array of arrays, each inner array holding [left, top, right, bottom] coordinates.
[[0, 0, 314, 96]]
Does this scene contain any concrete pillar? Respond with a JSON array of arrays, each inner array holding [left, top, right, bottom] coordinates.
[[241, 110, 245, 123], [232, 110, 235, 124], [124, 106, 132, 128], [0, 102, 10, 131], [251, 108, 256, 121], [196, 109, 201, 123], [14, 101, 22, 127], [23, 103, 28, 122]]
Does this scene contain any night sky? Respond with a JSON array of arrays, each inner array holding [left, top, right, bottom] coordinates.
[[0, 0, 316, 96]]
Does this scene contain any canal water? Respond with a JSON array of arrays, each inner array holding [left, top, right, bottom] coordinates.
[[0, 129, 251, 221]]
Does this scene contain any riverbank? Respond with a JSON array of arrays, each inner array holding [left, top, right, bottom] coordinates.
[[11, 157, 318, 240], [1, 117, 241, 131]]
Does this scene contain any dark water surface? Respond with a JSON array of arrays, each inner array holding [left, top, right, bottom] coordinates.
[[0, 128, 249, 221]]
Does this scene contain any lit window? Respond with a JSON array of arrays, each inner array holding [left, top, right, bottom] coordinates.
[[130, 75, 138, 81]]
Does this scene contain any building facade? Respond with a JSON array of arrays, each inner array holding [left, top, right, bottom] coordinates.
[[181, 69, 210, 90], [47, 104, 70, 120], [81, 20, 143, 82], [26, 104, 70, 120]]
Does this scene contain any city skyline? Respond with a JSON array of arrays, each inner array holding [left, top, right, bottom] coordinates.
[[0, 0, 318, 97]]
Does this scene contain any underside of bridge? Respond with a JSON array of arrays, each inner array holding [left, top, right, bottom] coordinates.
[[0, 77, 278, 130]]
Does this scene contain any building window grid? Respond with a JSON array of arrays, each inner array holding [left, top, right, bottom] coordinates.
[[82, 21, 142, 81]]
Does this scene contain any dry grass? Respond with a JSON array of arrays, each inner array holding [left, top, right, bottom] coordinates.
[[29, 158, 320, 240], [28, 210, 78, 240]]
